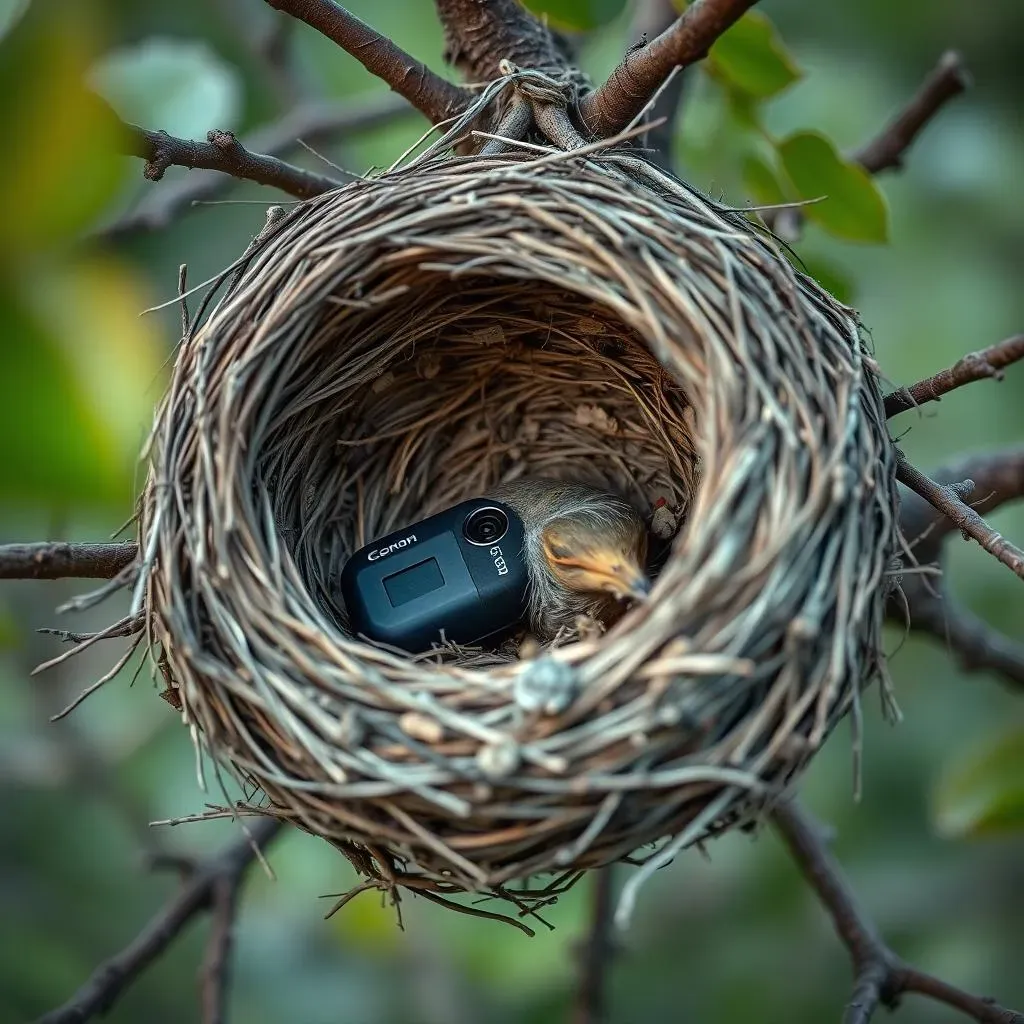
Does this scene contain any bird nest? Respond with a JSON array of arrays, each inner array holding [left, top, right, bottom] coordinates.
[[130, 107, 900, 928]]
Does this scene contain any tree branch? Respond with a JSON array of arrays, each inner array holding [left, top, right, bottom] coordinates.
[[767, 51, 968, 242], [573, 867, 618, 1024], [434, 0, 573, 83], [0, 542, 137, 580], [121, 122, 342, 199], [37, 819, 282, 1024], [265, 0, 469, 123], [889, 447, 1024, 691], [630, 0, 690, 168], [853, 51, 971, 174], [773, 800, 1024, 1024], [99, 93, 412, 238], [884, 336, 1024, 418], [200, 874, 244, 1024], [578, 0, 759, 139], [895, 455, 1024, 581]]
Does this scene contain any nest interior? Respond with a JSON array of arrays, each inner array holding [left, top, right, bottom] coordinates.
[[141, 144, 898, 920]]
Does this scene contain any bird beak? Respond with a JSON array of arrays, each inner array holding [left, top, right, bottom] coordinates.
[[621, 565, 652, 601], [593, 555, 651, 603]]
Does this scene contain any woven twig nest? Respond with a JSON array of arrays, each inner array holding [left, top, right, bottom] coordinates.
[[135, 97, 899, 927]]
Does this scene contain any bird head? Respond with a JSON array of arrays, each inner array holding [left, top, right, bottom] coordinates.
[[540, 515, 651, 603]]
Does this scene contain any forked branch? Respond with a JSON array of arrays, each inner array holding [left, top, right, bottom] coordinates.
[[891, 447, 1024, 690], [265, 0, 470, 123], [884, 335, 1024, 418], [773, 800, 1024, 1024], [122, 122, 343, 198], [578, 0, 760, 139], [38, 819, 282, 1024]]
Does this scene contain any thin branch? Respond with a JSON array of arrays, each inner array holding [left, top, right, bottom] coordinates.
[[121, 122, 342, 199], [99, 93, 412, 238], [884, 335, 1024, 418], [630, 0, 690, 168], [37, 819, 282, 1024], [889, 447, 1024, 691], [434, 0, 573, 83], [767, 51, 969, 242], [578, 0, 759, 139], [773, 800, 1024, 1024], [200, 875, 244, 1024], [853, 51, 971, 174], [265, 0, 469, 123], [0, 542, 137, 580], [573, 867, 618, 1024], [895, 455, 1024, 581]]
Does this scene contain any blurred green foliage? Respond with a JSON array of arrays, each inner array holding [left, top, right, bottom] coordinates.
[[0, 1, 1021, 1023]]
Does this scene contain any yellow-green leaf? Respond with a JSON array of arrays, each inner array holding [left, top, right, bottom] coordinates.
[[777, 130, 889, 243], [709, 11, 801, 99], [932, 725, 1024, 839], [743, 154, 787, 207], [521, 0, 627, 31]]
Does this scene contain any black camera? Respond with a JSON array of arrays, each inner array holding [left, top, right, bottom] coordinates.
[[340, 498, 529, 652]]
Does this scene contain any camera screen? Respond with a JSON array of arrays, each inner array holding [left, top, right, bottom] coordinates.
[[383, 557, 444, 607]]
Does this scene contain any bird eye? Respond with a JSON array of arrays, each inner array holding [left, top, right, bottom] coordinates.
[[546, 541, 572, 560]]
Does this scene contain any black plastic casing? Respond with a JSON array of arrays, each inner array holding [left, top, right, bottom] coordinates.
[[339, 499, 529, 653]]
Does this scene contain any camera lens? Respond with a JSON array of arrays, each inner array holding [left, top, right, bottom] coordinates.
[[463, 506, 509, 546]]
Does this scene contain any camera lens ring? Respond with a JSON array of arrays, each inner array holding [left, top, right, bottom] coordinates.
[[463, 506, 510, 546]]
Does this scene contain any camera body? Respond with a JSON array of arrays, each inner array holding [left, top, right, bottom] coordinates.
[[340, 498, 529, 653]]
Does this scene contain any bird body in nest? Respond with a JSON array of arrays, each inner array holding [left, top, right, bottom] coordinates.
[[485, 477, 651, 642]]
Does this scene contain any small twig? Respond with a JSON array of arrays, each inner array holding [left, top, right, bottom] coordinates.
[[578, 0, 759, 139], [37, 819, 282, 1024], [888, 447, 1024, 691], [884, 335, 1024, 418], [773, 800, 1024, 1024], [0, 542, 137, 580], [121, 122, 342, 199], [264, 0, 469, 123], [895, 455, 1024, 581], [853, 51, 971, 174], [573, 867, 618, 1024], [99, 93, 411, 238]]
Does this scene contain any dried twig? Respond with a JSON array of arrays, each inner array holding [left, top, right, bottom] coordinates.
[[578, 0, 759, 139], [37, 819, 282, 1024], [265, 0, 469, 123], [890, 447, 1024, 690], [121, 122, 342, 198], [573, 867, 618, 1024], [773, 800, 1024, 1024], [853, 51, 971, 174], [884, 336, 1024, 418], [101, 93, 412, 237], [0, 542, 137, 580], [895, 455, 1024, 581]]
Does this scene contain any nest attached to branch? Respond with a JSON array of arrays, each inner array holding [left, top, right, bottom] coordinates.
[[132, 77, 899, 928]]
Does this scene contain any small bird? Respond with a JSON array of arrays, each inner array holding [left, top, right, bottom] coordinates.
[[486, 477, 652, 642]]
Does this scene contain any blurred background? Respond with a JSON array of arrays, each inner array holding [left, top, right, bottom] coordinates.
[[0, 0, 1021, 1021]]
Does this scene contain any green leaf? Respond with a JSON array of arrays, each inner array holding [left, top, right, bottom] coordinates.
[[777, 130, 890, 243], [521, 0, 627, 31], [933, 725, 1024, 839], [0, 259, 166, 510], [88, 38, 241, 139], [0, 5, 127, 253], [743, 154, 787, 207], [709, 11, 801, 99]]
